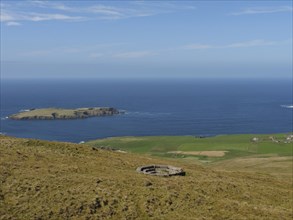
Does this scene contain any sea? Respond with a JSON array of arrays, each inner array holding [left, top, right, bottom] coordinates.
[[1, 78, 292, 143]]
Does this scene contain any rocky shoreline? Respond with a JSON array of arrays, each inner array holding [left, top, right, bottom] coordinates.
[[9, 107, 121, 120]]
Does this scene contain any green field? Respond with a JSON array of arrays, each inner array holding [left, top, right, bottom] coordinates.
[[87, 133, 293, 159], [87, 133, 293, 178]]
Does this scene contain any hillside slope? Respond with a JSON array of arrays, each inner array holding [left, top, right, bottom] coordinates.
[[0, 135, 292, 219]]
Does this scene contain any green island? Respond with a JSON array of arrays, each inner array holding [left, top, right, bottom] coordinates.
[[8, 107, 120, 120], [1, 133, 292, 219]]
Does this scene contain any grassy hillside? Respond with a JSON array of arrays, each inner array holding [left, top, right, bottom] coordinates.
[[1, 135, 292, 219]]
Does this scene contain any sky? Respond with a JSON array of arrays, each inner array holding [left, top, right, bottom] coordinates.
[[1, 0, 292, 79]]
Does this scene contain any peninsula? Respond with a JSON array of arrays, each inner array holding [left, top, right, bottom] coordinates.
[[9, 107, 120, 120]]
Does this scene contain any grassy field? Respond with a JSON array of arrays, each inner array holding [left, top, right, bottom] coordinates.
[[87, 133, 293, 178], [12, 108, 77, 117], [1, 135, 292, 219], [87, 133, 293, 158]]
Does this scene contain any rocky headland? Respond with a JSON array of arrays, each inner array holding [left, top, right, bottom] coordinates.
[[9, 107, 121, 120]]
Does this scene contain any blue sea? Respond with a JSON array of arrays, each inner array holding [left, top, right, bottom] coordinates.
[[1, 78, 292, 143]]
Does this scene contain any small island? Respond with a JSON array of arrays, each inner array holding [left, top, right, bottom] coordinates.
[[9, 107, 121, 120]]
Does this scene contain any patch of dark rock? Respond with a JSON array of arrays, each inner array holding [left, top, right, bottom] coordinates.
[[98, 146, 120, 152], [96, 179, 102, 185], [89, 197, 102, 214], [103, 199, 108, 206], [78, 205, 84, 214], [144, 180, 153, 187], [48, 211, 54, 218]]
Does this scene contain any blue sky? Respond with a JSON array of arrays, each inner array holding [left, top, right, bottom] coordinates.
[[1, 0, 292, 79]]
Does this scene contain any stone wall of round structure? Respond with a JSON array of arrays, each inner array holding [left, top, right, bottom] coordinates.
[[136, 165, 185, 177]]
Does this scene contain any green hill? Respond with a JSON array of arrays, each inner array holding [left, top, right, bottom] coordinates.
[[1, 135, 292, 219]]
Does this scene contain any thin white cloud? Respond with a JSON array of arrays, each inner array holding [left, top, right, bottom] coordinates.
[[86, 5, 128, 17], [113, 51, 155, 58], [230, 6, 293, 15], [1, 0, 196, 25], [130, 1, 196, 10], [181, 44, 213, 50], [31, 1, 124, 16], [89, 53, 104, 58], [5, 21, 21, 26], [18, 39, 289, 61], [19, 43, 127, 57], [0, 10, 15, 22], [182, 40, 279, 50], [21, 48, 155, 59], [25, 13, 84, 22], [225, 40, 275, 48], [1, 10, 85, 23]]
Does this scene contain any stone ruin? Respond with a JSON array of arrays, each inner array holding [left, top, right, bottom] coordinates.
[[136, 165, 185, 177]]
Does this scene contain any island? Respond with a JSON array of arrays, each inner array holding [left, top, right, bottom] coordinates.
[[9, 107, 121, 120]]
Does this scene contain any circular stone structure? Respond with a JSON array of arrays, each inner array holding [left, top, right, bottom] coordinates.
[[136, 165, 185, 177]]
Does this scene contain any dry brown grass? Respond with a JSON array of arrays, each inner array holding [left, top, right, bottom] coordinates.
[[0, 135, 292, 219], [210, 155, 293, 180]]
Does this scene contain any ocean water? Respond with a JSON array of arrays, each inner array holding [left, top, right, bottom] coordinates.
[[1, 78, 292, 143]]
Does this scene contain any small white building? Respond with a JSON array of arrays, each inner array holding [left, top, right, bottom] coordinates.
[[252, 137, 259, 142]]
